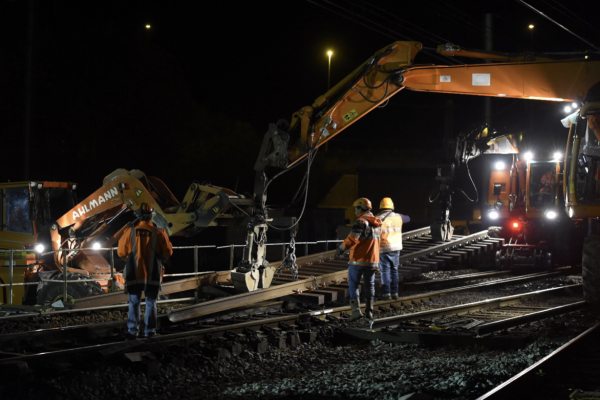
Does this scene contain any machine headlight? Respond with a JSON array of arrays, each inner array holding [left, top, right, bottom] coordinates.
[[545, 210, 557, 219], [35, 244, 45, 253], [489, 210, 499, 220]]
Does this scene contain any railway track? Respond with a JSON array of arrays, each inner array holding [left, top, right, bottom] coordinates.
[[0, 269, 579, 367], [477, 310, 600, 399]]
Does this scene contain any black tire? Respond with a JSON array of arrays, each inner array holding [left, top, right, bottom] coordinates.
[[582, 235, 600, 304], [36, 271, 104, 305]]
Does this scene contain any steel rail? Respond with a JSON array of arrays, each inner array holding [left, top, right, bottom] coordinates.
[[0, 271, 563, 349], [476, 322, 600, 400], [0, 277, 576, 365], [167, 230, 497, 322], [474, 300, 589, 335], [369, 284, 582, 330]]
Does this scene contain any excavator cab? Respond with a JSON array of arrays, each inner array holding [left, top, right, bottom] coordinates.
[[0, 181, 77, 304]]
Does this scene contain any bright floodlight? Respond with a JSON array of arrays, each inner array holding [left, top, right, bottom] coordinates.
[[553, 152, 562, 161], [145, 24, 151, 29], [564, 105, 572, 113], [528, 24, 534, 29], [572, 102, 578, 108], [495, 161, 505, 170], [489, 210, 499, 220], [92, 243, 102, 250], [35, 244, 45, 253], [524, 151, 533, 161], [327, 50, 333, 57], [546, 210, 557, 219]]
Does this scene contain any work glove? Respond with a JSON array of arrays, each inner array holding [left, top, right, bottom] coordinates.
[[334, 247, 345, 258]]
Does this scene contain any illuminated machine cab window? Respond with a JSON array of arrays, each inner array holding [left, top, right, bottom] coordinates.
[[529, 161, 556, 210], [4, 187, 34, 235]]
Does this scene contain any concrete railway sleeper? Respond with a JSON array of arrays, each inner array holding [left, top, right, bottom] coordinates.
[[0, 272, 580, 366]]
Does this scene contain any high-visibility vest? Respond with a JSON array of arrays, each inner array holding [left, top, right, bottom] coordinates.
[[376, 211, 404, 253], [118, 221, 172, 294], [339, 212, 382, 267]]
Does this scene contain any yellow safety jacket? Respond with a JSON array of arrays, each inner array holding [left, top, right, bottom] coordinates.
[[376, 210, 404, 253]]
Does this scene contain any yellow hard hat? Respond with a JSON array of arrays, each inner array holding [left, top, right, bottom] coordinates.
[[352, 197, 372, 210], [380, 197, 394, 210]]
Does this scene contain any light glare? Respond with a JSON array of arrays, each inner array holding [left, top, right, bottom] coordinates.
[[92, 243, 102, 250], [35, 244, 45, 253], [564, 105, 572, 113], [553, 152, 562, 161], [145, 24, 151, 29], [495, 161, 505, 170], [546, 210, 557, 219], [524, 151, 533, 161], [572, 102, 578, 108], [489, 211, 499, 220]]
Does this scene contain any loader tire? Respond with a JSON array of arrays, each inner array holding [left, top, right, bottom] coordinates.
[[582, 235, 600, 304], [36, 271, 104, 305]]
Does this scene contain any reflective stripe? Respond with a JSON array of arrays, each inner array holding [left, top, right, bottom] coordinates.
[[349, 260, 379, 267], [382, 227, 403, 233]]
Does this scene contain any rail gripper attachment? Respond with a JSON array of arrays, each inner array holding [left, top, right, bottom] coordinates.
[[231, 263, 276, 293], [230, 268, 260, 293], [431, 220, 454, 242]]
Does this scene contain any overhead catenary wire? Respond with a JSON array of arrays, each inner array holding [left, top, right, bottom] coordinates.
[[305, 0, 463, 65], [515, 0, 600, 50], [543, 0, 600, 38]]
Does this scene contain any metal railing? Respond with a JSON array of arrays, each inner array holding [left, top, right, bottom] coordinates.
[[0, 238, 343, 306]]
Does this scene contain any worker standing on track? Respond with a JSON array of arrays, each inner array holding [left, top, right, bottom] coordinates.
[[376, 197, 410, 300], [118, 203, 173, 339], [335, 198, 382, 321]]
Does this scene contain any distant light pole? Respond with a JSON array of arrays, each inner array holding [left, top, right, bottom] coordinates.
[[528, 24, 534, 51], [327, 50, 333, 90]]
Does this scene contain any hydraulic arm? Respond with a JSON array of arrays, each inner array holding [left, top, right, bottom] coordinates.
[[230, 41, 600, 291]]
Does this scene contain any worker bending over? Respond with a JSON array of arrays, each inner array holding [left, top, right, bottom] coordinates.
[[376, 197, 410, 300], [118, 203, 173, 339], [335, 198, 382, 321]]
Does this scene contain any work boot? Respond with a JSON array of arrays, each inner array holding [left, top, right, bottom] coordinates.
[[347, 298, 364, 322], [365, 298, 374, 320], [391, 293, 398, 300], [379, 293, 391, 301]]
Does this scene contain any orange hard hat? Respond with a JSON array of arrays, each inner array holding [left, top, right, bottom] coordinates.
[[135, 203, 155, 218], [379, 197, 394, 210], [352, 198, 372, 210]]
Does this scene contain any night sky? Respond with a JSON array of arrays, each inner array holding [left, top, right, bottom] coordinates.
[[1, 0, 599, 202]]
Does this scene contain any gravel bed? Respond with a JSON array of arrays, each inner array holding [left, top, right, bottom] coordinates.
[[0, 276, 589, 400], [2, 307, 593, 400], [0, 302, 191, 335]]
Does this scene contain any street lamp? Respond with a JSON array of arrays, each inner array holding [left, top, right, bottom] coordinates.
[[327, 50, 333, 90], [528, 24, 534, 51]]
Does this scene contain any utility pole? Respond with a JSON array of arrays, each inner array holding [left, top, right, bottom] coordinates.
[[23, 0, 36, 180], [484, 13, 493, 130]]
